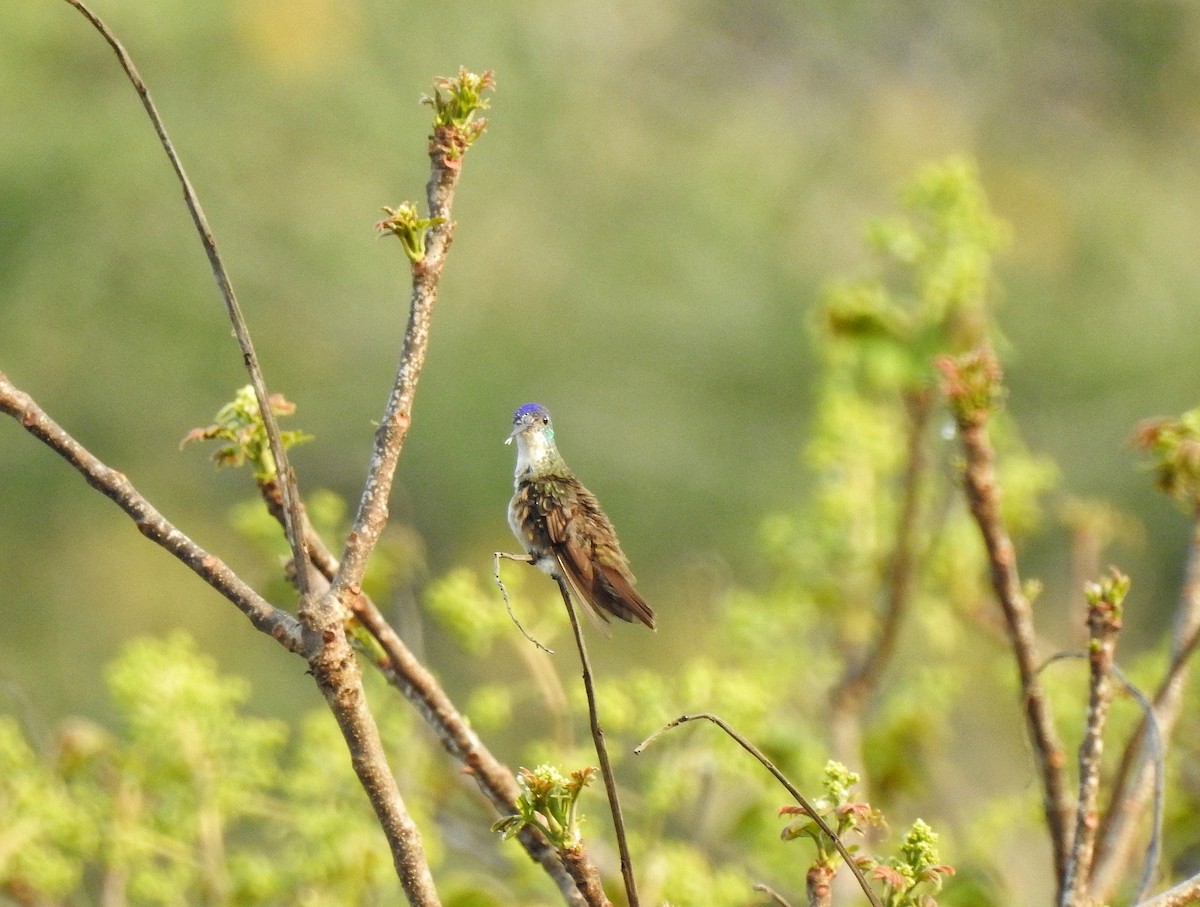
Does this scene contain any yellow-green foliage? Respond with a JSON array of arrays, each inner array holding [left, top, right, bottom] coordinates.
[[0, 634, 415, 905], [0, 717, 97, 897]]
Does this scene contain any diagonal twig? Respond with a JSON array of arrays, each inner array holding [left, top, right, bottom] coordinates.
[[635, 712, 884, 907], [0, 372, 302, 652], [61, 0, 311, 594], [1132, 870, 1200, 907], [752, 882, 797, 907]]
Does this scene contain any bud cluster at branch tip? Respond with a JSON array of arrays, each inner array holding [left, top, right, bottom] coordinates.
[[937, 346, 1004, 428], [422, 68, 496, 167]]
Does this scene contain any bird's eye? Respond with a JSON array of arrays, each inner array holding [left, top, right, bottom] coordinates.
[[541, 417, 549, 425]]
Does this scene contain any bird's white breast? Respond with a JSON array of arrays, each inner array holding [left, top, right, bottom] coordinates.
[[513, 431, 554, 480]]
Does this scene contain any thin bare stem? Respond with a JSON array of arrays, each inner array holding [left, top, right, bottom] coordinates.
[[1059, 573, 1125, 906], [752, 883, 797, 907], [495, 552, 556, 653], [0, 373, 302, 652], [60, 0, 310, 593], [556, 577, 640, 907], [1092, 517, 1200, 902], [1133, 871, 1200, 907], [635, 712, 884, 907]]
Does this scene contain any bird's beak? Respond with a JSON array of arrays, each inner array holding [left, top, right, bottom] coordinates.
[[505, 424, 522, 446]]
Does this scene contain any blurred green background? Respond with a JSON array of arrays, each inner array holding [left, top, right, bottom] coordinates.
[[2, 0, 1199, 851]]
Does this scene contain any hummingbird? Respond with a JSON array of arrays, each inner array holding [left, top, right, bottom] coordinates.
[[505, 403, 656, 630]]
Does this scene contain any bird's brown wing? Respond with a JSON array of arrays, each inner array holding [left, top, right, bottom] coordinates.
[[542, 477, 656, 630]]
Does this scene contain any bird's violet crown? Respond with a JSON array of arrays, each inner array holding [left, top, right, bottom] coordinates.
[[513, 402, 550, 422]]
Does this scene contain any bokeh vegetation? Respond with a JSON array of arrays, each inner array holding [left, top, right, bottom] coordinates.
[[4, 2, 1200, 905]]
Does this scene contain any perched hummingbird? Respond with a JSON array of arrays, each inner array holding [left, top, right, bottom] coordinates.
[[506, 403, 656, 630]]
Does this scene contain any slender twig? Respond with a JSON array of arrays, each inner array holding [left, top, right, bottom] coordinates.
[[494, 552, 555, 653], [1059, 572, 1125, 907], [1133, 871, 1200, 907], [635, 712, 884, 907], [0, 373, 302, 651], [752, 882, 797, 907], [60, 0, 310, 593], [829, 387, 933, 760], [1092, 517, 1200, 902], [556, 577, 641, 907], [1038, 654, 1165, 904], [941, 350, 1072, 889]]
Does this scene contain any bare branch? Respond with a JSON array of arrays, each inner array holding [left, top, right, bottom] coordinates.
[[330, 131, 469, 600], [60, 0, 310, 591], [52, 9, 441, 895], [349, 591, 590, 907], [1092, 517, 1200, 902], [939, 349, 1072, 887], [0, 372, 302, 653], [635, 712, 884, 907], [555, 577, 641, 907], [752, 882, 797, 907], [1060, 569, 1127, 906], [0, 376, 438, 902], [1133, 871, 1200, 907]]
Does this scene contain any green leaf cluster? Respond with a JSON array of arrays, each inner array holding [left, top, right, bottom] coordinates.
[[491, 764, 597, 850], [181, 386, 312, 482]]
